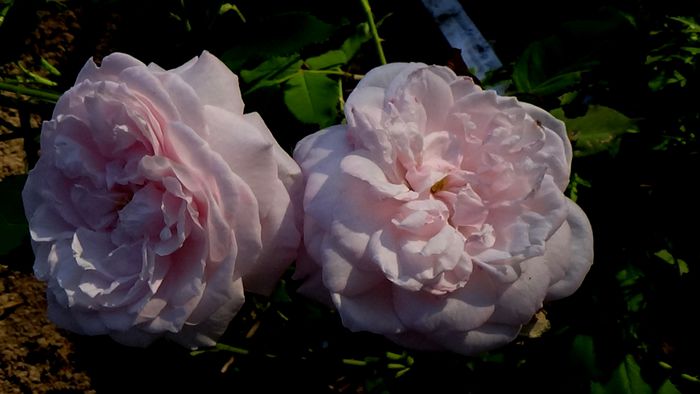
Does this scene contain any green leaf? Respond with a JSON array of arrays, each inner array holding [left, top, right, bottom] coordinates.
[[591, 382, 606, 394], [241, 55, 301, 83], [219, 3, 246, 22], [567, 172, 591, 203], [283, 72, 340, 127], [529, 71, 582, 96], [306, 50, 348, 70], [341, 22, 371, 60], [270, 280, 292, 304], [551, 105, 638, 157], [513, 41, 546, 93], [305, 22, 372, 70], [654, 249, 689, 276], [0, 175, 28, 256], [512, 38, 590, 96], [40, 57, 61, 76], [479, 352, 505, 364], [222, 12, 336, 71], [240, 55, 303, 94], [590, 355, 653, 394], [615, 265, 647, 313], [626, 293, 645, 312], [655, 249, 675, 264], [670, 16, 700, 33], [17, 62, 57, 87], [657, 379, 682, 394], [681, 374, 700, 383], [616, 265, 644, 287], [0, 0, 14, 28], [571, 335, 600, 378]]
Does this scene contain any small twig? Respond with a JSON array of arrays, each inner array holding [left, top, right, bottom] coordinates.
[[220, 356, 235, 373]]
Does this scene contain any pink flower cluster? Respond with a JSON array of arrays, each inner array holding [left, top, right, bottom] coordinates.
[[23, 53, 592, 354]]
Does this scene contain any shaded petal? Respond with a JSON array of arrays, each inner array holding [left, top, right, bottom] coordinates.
[[521, 102, 572, 188], [46, 292, 105, 335], [433, 323, 521, 356], [332, 284, 406, 335], [546, 199, 594, 300], [488, 254, 551, 325], [109, 328, 159, 347], [172, 276, 245, 349], [320, 235, 384, 296], [242, 182, 300, 295], [393, 267, 496, 333], [294, 244, 334, 307], [204, 105, 276, 218], [243, 112, 302, 191], [345, 86, 385, 133], [164, 121, 261, 265], [294, 125, 353, 229], [27, 203, 74, 244]]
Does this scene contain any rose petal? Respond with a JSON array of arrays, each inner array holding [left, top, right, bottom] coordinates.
[[433, 323, 521, 355], [170, 51, 244, 115], [488, 254, 551, 325], [320, 236, 384, 296], [521, 102, 572, 189], [294, 125, 354, 229], [75, 53, 146, 85], [332, 284, 406, 335], [393, 267, 496, 333], [546, 199, 594, 300], [395, 66, 456, 132]]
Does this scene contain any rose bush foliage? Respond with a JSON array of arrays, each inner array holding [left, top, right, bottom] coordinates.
[[22, 51, 302, 348], [294, 62, 593, 355]]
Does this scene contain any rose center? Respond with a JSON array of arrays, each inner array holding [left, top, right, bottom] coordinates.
[[114, 193, 132, 211], [430, 176, 449, 194]]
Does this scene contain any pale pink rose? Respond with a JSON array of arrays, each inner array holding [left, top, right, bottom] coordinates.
[[22, 51, 302, 348], [294, 63, 593, 355]]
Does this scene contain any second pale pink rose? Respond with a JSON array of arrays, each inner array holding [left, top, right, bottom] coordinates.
[[294, 62, 593, 355]]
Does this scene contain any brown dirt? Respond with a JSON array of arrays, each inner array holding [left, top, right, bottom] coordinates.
[[0, 4, 94, 392], [0, 265, 94, 393]]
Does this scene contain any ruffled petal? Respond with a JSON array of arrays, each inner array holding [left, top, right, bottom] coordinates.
[[333, 284, 406, 335], [433, 323, 521, 355], [393, 267, 496, 333], [546, 199, 594, 300], [169, 51, 244, 114]]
